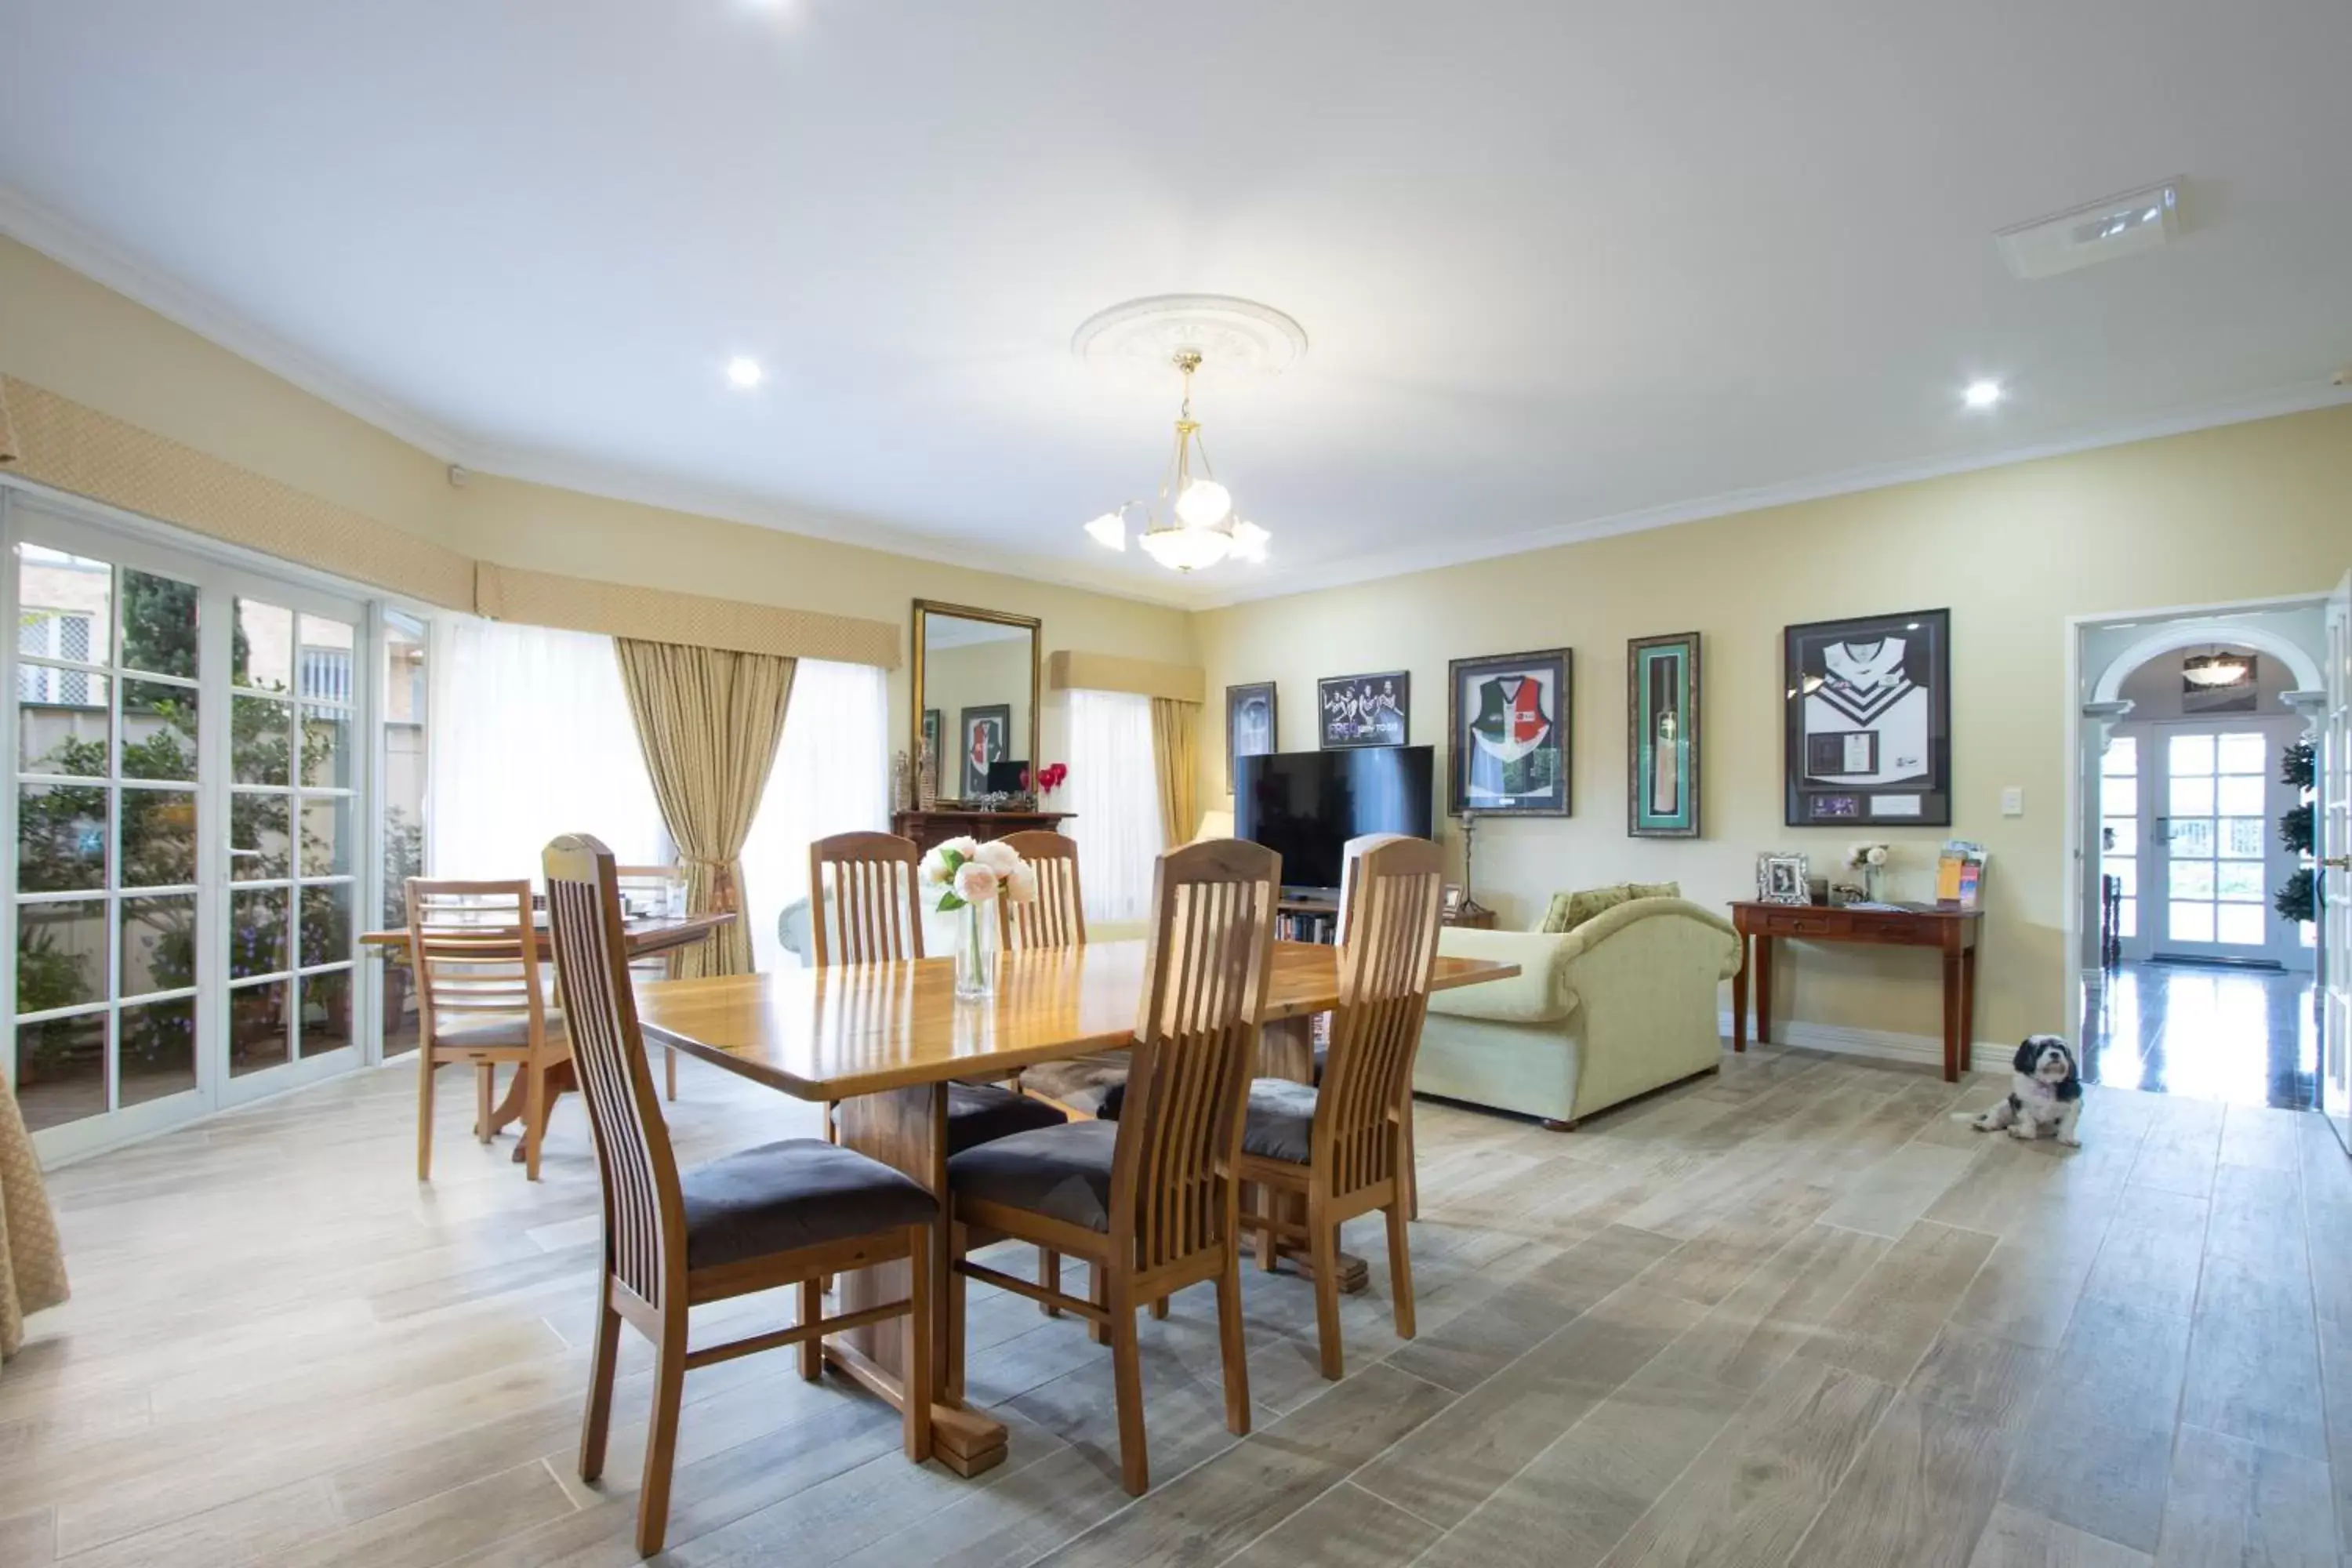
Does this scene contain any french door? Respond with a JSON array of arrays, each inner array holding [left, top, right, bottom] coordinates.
[[5, 494, 376, 1159], [2321, 570, 2350, 1152], [2147, 722, 2307, 966]]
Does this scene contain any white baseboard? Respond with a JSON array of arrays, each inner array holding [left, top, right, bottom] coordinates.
[[1719, 1011, 2002, 1076]]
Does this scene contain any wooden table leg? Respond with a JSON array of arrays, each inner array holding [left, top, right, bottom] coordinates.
[[1730, 933, 1750, 1052], [1940, 939, 1963, 1083], [1753, 935, 1773, 1047], [833, 1085, 1007, 1478], [1258, 1015, 1369, 1295], [1959, 939, 1979, 1076]]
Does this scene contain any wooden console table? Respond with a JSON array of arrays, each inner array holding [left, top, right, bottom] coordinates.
[[1727, 901, 1984, 1081], [890, 808, 1072, 854]]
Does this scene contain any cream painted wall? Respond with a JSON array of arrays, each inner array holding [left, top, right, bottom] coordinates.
[[1193, 405, 2352, 1051]]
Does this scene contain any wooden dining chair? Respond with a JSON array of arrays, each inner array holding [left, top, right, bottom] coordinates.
[[1236, 834, 1444, 1379], [995, 829, 1085, 951], [407, 879, 572, 1181], [616, 864, 692, 1102], [543, 833, 936, 1559], [944, 838, 1278, 1495]]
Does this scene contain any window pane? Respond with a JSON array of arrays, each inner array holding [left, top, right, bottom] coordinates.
[[19, 784, 107, 891], [300, 707, 353, 789], [230, 887, 289, 978], [2101, 817, 2137, 855], [2216, 904, 2265, 946], [121, 681, 198, 782], [296, 615, 356, 706], [300, 797, 353, 878], [234, 599, 294, 692], [2216, 733, 2264, 775], [2118, 898, 2137, 938], [120, 568, 198, 679], [2216, 775, 2263, 816], [2222, 817, 2266, 858], [18, 673, 110, 775], [2101, 736, 2138, 776], [300, 971, 354, 1057], [2172, 777, 2214, 816], [119, 995, 197, 1107], [2169, 734, 2214, 774], [2216, 862, 2265, 901], [122, 789, 198, 887], [230, 793, 291, 881], [17, 899, 107, 1014], [382, 614, 427, 932], [2170, 902, 2215, 942], [17, 545, 112, 661], [2100, 779, 2136, 815], [231, 695, 292, 784], [2170, 818, 2213, 858], [121, 894, 198, 996], [228, 980, 290, 1076], [2170, 862, 2215, 899], [299, 881, 354, 970], [2102, 857, 2138, 895], [15, 1012, 107, 1131]]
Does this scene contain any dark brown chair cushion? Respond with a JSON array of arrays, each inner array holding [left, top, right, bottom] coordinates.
[[947, 1081, 1068, 1154], [1240, 1077, 1319, 1165], [681, 1138, 937, 1272], [946, 1119, 1120, 1232]]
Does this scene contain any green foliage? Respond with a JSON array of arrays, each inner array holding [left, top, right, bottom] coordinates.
[[2281, 738, 2316, 790], [2276, 868, 2316, 926], [2281, 802, 2314, 856]]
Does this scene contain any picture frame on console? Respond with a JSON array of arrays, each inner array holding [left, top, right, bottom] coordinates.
[[1225, 681, 1278, 789], [1319, 670, 1410, 749], [1756, 852, 1810, 905], [1783, 607, 1951, 828], [960, 702, 1012, 797], [1627, 632, 1699, 837], [1446, 648, 1570, 816]]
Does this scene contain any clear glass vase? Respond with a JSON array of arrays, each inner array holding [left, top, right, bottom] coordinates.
[[1863, 865, 1884, 903], [953, 900, 995, 1001]]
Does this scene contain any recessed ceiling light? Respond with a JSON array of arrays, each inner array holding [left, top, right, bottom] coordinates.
[[1963, 379, 2003, 410], [724, 357, 764, 390]]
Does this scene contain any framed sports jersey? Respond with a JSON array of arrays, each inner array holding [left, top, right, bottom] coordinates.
[[1628, 632, 1700, 837], [1783, 608, 1951, 827], [1447, 648, 1570, 816]]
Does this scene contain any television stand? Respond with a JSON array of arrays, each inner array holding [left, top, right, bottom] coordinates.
[[1277, 891, 1339, 945]]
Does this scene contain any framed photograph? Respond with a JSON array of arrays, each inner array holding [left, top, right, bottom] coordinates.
[[959, 703, 1011, 797], [1784, 608, 1951, 827], [1225, 681, 1278, 789], [920, 708, 942, 800], [1319, 670, 1410, 750], [1627, 632, 1699, 837], [1446, 648, 1570, 815], [1756, 853, 1810, 905]]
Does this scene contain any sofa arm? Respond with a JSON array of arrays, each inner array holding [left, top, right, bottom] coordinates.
[[1427, 928, 1578, 1024], [1552, 897, 1741, 979]]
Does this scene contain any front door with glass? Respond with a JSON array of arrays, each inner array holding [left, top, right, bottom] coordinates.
[[2152, 726, 2307, 967]]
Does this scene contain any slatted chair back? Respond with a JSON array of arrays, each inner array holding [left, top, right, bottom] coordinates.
[[542, 834, 687, 1312], [1319, 835, 1446, 1200], [1110, 839, 1279, 1275], [808, 832, 926, 966], [996, 830, 1087, 951], [406, 880, 554, 1043]]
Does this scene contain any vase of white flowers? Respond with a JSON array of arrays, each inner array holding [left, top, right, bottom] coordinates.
[[1844, 841, 1891, 902], [920, 835, 1037, 1000]]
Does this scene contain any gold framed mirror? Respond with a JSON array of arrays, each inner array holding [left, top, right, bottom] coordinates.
[[911, 600, 1042, 802]]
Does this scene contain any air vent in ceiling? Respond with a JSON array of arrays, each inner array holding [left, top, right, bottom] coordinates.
[[1997, 179, 2182, 280]]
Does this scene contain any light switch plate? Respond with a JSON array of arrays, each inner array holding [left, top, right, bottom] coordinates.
[[2000, 786, 2024, 817]]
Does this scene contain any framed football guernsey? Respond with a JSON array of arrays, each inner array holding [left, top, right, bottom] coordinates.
[[1447, 648, 1571, 816], [1783, 608, 1951, 827]]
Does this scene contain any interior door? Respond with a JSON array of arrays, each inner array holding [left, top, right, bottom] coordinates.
[[2320, 570, 2351, 1151], [2154, 727, 2291, 964]]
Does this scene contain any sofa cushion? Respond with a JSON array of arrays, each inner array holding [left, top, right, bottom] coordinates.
[[1425, 928, 1578, 1023], [947, 1119, 1121, 1231], [681, 1138, 938, 1271], [1240, 1078, 1318, 1164], [1628, 880, 1681, 902], [1541, 884, 1632, 934]]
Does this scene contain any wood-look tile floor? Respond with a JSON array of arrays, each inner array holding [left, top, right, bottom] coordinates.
[[8, 1045, 2350, 1567]]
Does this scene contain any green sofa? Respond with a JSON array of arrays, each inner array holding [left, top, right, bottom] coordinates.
[[1415, 897, 1741, 1127]]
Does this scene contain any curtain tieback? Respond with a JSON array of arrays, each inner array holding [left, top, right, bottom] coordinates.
[[685, 858, 740, 913]]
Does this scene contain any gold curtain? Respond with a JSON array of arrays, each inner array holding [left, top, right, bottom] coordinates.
[[1149, 697, 1200, 849], [1, 1070, 68, 1363], [614, 639, 797, 978]]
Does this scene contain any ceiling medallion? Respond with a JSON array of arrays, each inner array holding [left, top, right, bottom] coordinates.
[[1075, 296, 1301, 572]]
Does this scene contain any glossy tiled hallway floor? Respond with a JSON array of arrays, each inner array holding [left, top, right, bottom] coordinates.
[[5, 1044, 2349, 1566], [2080, 959, 2320, 1110]]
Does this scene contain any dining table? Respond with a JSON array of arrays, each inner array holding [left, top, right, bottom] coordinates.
[[633, 937, 1522, 1479]]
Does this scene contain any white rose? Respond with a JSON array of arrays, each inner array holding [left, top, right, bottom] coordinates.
[[937, 835, 981, 863], [919, 848, 953, 887], [1004, 862, 1039, 903], [972, 839, 1021, 877], [953, 861, 1000, 903], [1866, 846, 1888, 866]]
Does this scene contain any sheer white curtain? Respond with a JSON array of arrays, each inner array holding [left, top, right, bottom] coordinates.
[[426, 617, 669, 880], [1065, 688, 1166, 924], [739, 659, 889, 971]]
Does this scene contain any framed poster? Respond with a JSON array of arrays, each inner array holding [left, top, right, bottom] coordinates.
[[1319, 670, 1410, 749], [960, 702, 1011, 797], [1627, 632, 1700, 837], [1225, 681, 1278, 788], [1446, 648, 1570, 816], [1784, 607, 1951, 827], [920, 708, 942, 800]]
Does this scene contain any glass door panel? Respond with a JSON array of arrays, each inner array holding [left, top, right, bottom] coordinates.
[[2160, 729, 2270, 960]]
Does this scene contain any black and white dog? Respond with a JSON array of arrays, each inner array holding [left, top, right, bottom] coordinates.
[[1972, 1035, 2083, 1146]]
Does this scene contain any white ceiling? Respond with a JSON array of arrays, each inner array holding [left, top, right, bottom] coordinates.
[[3, 0, 2349, 609]]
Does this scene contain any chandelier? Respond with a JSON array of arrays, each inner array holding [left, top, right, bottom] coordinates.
[[2182, 648, 2252, 688], [1083, 349, 1269, 572]]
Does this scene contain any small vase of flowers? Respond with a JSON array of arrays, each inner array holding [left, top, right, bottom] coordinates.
[[920, 836, 1038, 1000], [1844, 841, 1891, 902]]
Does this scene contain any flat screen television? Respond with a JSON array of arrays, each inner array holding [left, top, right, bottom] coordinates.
[[1232, 746, 1435, 894]]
